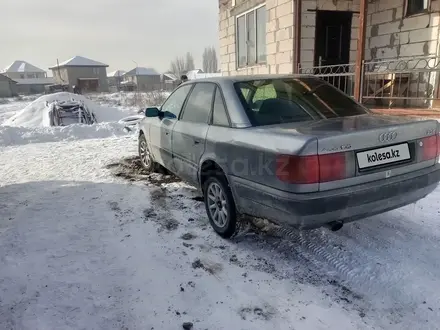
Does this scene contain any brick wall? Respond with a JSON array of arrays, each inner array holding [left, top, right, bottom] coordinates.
[[219, 0, 440, 74], [219, 0, 295, 75], [366, 0, 440, 61]]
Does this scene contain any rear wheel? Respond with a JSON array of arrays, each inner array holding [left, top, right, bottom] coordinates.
[[203, 175, 238, 238], [138, 133, 157, 172]]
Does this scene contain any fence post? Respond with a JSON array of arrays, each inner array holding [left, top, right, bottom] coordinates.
[[354, 0, 367, 102], [360, 60, 365, 104]]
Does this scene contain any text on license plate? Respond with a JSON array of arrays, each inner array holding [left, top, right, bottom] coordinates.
[[357, 143, 410, 169]]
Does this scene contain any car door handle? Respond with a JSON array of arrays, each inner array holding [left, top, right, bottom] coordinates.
[[193, 140, 201, 145]]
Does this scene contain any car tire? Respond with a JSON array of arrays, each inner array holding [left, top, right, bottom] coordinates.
[[203, 174, 238, 239], [138, 133, 158, 172]]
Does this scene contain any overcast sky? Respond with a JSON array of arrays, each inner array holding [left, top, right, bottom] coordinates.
[[0, 0, 219, 73]]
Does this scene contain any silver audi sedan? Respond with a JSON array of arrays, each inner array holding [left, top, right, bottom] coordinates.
[[138, 75, 440, 238]]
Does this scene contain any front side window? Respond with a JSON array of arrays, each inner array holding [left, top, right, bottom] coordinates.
[[181, 83, 216, 124], [234, 78, 368, 126], [161, 84, 193, 118], [406, 0, 429, 16], [236, 5, 266, 68]]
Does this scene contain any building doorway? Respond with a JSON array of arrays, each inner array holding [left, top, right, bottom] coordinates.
[[77, 78, 99, 93], [314, 10, 353, 93]]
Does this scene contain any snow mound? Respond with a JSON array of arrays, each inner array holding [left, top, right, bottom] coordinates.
[[0, 122, 132, 147], [3, 92, 128, 128]]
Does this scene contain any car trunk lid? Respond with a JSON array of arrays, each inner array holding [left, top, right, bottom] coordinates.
[[296, 115, 439, 191], [260, 115, 439, 192]]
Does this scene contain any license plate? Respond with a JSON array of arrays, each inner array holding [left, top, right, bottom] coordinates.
[[357, 143, 410, 169]]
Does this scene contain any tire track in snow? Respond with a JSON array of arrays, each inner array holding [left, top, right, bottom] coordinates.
[[238, 214, 440, 328], [107, 156, 440, 328]]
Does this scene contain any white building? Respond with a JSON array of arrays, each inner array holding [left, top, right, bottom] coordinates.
[[1, 60, 53, 94], [219, 0, 440, 107]]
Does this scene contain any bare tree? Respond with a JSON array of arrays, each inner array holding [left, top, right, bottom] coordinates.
[[202, 48, 209, 73], [185, 52, 195, 72], [210, 47, 218, 73], [202, 46, 218, 73], [170, 56, 186, 78]]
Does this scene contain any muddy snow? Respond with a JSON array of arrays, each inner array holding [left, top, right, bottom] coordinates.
[[0, 94, 440, 330]]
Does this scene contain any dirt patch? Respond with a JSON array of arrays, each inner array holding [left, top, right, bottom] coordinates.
[[142, 187, 180, 232], [238, 305, 276, 321], [107, 200, 134, 228], [105, 156, 181, 185], [191, 258, 223, 275], [143, 206, 179, 232], [180, 233, 197, 241]]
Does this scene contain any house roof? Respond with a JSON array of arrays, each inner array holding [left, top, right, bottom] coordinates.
[[192, 73, 222, 80], [125, 67, 159, 76], [49, 56, 108, 69], [185, 69, 205, 80], [161, 73, 178, 80], [2, 60, 46, 73], [12, 77, 54, 85], [107, 70, 126, 77], [0, 73, 17, 84]]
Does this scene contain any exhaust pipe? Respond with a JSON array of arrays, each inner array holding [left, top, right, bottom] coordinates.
[[326, 221, 344, 232]]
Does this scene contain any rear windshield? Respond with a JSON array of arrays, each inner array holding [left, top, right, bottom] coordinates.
[[234, 77, 368, 126]]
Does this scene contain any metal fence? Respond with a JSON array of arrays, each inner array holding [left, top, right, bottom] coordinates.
[[362, 56, 440, 108], [298, 56, 440, 108], [298, 63, 356, 97]]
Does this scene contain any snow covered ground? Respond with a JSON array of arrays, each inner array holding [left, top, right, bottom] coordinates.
[[0, 93, 440, 330], [0, 93, 137, 147]]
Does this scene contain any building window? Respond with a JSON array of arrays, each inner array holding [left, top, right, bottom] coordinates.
[[406, 0, 429, 16], [236, 5, 266, 68]]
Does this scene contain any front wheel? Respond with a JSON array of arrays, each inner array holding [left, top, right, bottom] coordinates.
[[138, 134, 157, 172], [203, 175, 238, 238]]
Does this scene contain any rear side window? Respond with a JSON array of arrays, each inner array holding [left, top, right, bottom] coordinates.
[[181, 83, 216, 124], [212, 88, 229, 127], [161, 84, 193, 118]]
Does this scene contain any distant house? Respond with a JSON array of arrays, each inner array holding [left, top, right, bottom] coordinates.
[[1, 60, 53, 94], [49, 56, 109, 93], [122, 67, 161, 92], [0, 74, 18, 97], [183, 69, 221, 80], [161, 73, 179, 90], [185, 69, 204, 80], [107, 70, 126, 92]]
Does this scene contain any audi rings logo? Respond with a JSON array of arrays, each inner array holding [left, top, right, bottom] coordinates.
[[378, 131, 397, 143]]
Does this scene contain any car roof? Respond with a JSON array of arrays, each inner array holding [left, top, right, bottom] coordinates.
[[181, 74, 320, 85]]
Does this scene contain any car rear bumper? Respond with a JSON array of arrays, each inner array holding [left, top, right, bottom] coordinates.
[[231, 164, 440, 229]]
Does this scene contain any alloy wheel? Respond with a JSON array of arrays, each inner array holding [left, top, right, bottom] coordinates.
[[207, 182, 229, 228], [139, 139, 151, 169]]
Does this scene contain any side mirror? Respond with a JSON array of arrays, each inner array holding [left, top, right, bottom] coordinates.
[[145, 107, 160, 117]]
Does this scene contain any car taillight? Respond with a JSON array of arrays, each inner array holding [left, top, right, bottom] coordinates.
[[422, 135, 439, 161], [276, 155, 319, 184], [276, 152, 346, 184], [319, 152, 347, 182], [437, 134, 440, 159]]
